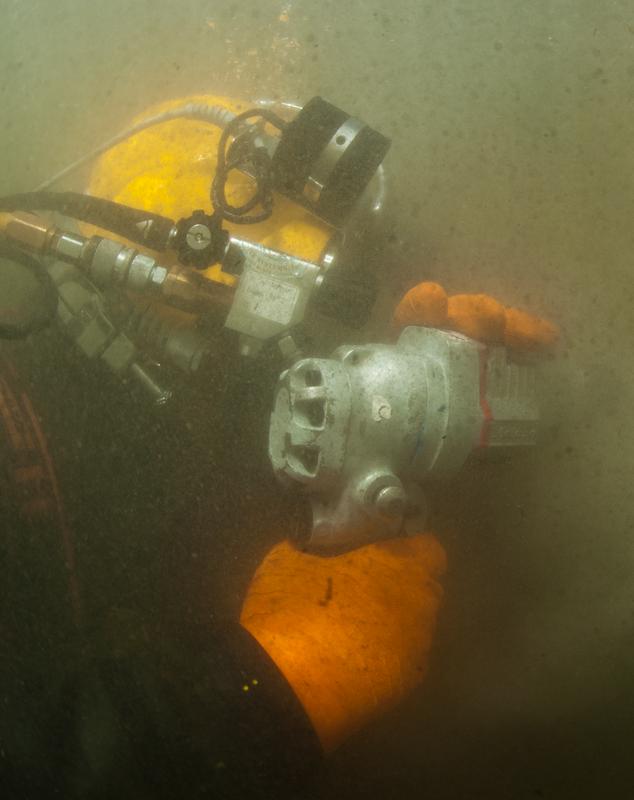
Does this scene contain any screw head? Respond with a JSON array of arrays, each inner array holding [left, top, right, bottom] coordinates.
[[186, 223, 212, 251], [374, 484, 406, 517]]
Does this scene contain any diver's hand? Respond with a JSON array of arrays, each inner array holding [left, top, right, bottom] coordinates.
[[240, 534, 446, 754], [393, 281, 559, 351], [239, 283, 558, 756]]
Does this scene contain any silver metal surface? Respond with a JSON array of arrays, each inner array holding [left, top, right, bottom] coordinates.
[[374, 484, 407, 516], [113, 245, 135, 282], [255, 98, 303, 116], [224, 238, 322, 345], [46, 258, 171, 403], [88, 238, 167, 293], [53, 232, 86, 262], [49, 259, 124, 362], [129, 362, 172, 405], [185, 223, 212, 251], [128, 302, 210, 374], [269, 327, 539, 552]]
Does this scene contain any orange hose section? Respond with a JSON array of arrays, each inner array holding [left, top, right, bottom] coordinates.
[[240, 534, 447, 753], [393, 281, 559, 351]]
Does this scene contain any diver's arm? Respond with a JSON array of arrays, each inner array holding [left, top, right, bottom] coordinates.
[[240, 284, 558, 753]]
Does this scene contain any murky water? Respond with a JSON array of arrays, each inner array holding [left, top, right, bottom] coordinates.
[[1, 1, 633, 797]]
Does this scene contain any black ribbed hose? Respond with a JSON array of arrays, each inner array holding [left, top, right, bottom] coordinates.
[[0, 191, 176, 251]]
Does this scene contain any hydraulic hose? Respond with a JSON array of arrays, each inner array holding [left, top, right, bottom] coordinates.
[[0, 191, 176, 251], [0, 238, 58, 339]]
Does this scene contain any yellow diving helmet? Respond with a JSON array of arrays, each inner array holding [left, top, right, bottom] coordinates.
[[85, 94, 387, 287]]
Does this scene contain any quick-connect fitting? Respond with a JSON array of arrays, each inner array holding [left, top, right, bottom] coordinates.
[[87, 237, 168, 293]]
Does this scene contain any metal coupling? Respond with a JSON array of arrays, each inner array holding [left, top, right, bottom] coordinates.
[[87, 237, 168, 293], [1, 212, 56, 252], [127, 302, 211, 374]]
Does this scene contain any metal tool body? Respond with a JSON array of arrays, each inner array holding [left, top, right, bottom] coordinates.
[[269, 326, 538, 551]]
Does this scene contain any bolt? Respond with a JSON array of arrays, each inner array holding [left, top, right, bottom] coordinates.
[[129, 363, 172, 406], [186, 223, 212, 251], [372, 395, 392, 421], [374, 485, 406, 517], [149, 264, 168, 288]]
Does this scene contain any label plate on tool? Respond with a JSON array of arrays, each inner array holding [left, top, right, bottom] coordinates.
[[241, 271, 299, 325]]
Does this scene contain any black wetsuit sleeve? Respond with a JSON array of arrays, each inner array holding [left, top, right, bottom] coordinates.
[[0, 345, 322, 799], [54, 621, 322, 800]]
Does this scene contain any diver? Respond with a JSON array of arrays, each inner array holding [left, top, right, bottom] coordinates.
[[0, 93, 558, 798]]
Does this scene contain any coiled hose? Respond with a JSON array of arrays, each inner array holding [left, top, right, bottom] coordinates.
[[0, 238, 58, 339]]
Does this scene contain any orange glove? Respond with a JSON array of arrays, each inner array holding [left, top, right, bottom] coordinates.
[[241, 283, 558, 754], [393, 281, 559, 351], [241, 535, 446, 753]]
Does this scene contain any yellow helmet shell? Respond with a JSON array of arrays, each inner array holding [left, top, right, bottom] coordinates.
[[86, 94, 333, 286]]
